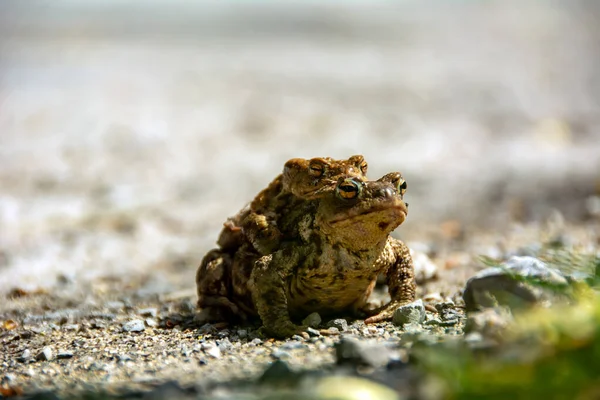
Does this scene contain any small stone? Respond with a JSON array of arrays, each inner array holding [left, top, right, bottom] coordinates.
[[335, 337, 391, 368], [56, 351, 74, 360], [464, 307, 512, 339], [145, 318, 158, 327], [36, 347, 54, 361], [203, 344, 221, 359], [463, 256, 570, 311], [217, 338, 233, 352], [306, 327, 321, 337], [392, 300, 425, 327], [326, 318, 348, 332], [423, 317, 442, 326], [63, 324, 79, 331], [18, 349, 32, 363], [122, 319, 145, 332], [321, 327, 340, 336], [250, 338, 263, 346], [302, 312, 322, 328], [237, 329, 248, 339], [271, 349, 291, 360], [280, 340, 304, 350]]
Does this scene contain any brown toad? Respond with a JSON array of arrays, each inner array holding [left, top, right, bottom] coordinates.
[[216, 155, 369, 255], [197, 172, 415, 338]]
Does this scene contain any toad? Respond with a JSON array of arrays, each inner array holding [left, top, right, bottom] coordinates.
[[197, 172, 415, 338], [217, 155, 369, 255]]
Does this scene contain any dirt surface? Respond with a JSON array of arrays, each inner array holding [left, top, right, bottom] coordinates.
[[1, 1, 600, 398]]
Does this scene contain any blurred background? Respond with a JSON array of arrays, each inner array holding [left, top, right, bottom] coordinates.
[[1, 0, 599, 292]]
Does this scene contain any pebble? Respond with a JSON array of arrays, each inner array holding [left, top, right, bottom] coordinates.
[[464, 307, 512, 339], [271, 349, 291, 360], [145, 318, 158, 327], [217, 338, 233, 352], [56, 351, 74, 360], [392, 299, 425, 326], [237, 329, 248, 339], [326, 318, 348, 332], [203, 344, 222, 359], [36, 347, 54, 362], [122, 319, 146, 332], [335, 337, 391, 368], [302, 312, 322, 328], [18, 349, 32, 363], [280, 340, 305, 351], [306, 327, 321, 337], [463, 256, 570, 311], [321, 327, 340, 336]]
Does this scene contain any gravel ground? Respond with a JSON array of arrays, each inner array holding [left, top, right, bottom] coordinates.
[[1, 1, 600, 398]]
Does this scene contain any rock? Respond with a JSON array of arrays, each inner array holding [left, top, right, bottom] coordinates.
[[237, 329, 248, 339], [411, 249, 438, 283], [321, 327, 340, 336], [122, 319, 145, 332], [56, 351, 74, 360], [306, 327, 321, 337], [464, 307, 513, 340], [270, 349, 291, 360], [463, 256, 570, 311], [217, 338, 233, 352], [392, 300, 425, 327], [202, 343, 221, 359], [335, 337, 391, 368], [302, 312, 322, 328], [145, 318, 158, 327], [36, 347, 54, 361], [280, 341, 305, 350], [18, 349, 32, 363], [326, 318, 348, 332]]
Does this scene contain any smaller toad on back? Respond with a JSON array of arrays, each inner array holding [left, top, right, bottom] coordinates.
[[217, 155, 369, 255]]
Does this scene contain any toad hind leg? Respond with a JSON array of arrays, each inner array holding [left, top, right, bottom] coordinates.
[[249, 253, 305, 338], [365, 239, 416, 324], [196, 249, 247, 320]]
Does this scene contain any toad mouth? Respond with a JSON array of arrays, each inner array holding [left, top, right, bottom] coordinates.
[[328, 202, 407, 225]]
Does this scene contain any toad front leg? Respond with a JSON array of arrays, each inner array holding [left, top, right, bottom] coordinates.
[[249, 252, 305, 338], [365, 238, 416, 324]]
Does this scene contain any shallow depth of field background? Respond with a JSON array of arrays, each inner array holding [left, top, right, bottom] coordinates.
[[1, 1, 599, 292]]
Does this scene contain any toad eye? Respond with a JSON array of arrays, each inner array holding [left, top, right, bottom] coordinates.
[[309, 162, 326, 177], [336, 178, 362, 200], [359, 161, 368, 176], [398, 179, 407, 196]]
